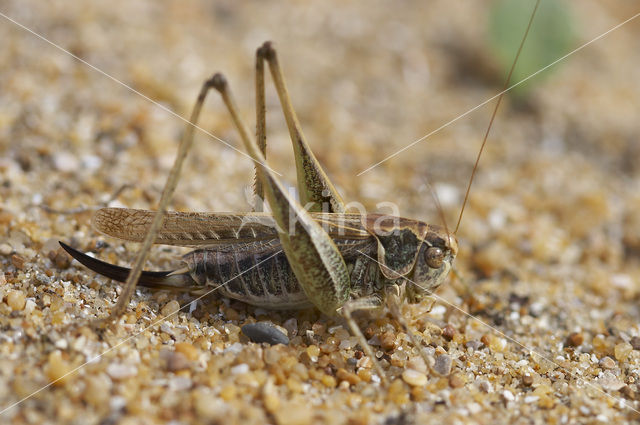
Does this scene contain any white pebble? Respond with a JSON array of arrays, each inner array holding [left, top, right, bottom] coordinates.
[[52, 152, 79, 171], [106, 363, 138, 379], [230, 363, 249, 375], [402, 369, 428, 387]]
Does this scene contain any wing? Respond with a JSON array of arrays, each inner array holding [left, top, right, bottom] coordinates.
[[92, 208, 370, 246]]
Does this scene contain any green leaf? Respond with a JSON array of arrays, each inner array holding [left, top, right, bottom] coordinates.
[[488, 0, 574, 96]]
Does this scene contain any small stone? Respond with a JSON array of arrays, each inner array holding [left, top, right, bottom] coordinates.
[[6, 289, 26, 311], [597, 371, 625, 391], [357, 368, 372, 382], [161, 299, 180, 317], [231, 363, 249, 375], [402, 369, 428, 387], [480, 334, 490, 346], [84, 374, 112, 407], [465, 340, 483, 351], [11, 254, 25, 269], [24, 299, 37, 315], [274, 402, 312, 425], [614, 342, 633, 362], [566, 332, 584, 347], [442, 324, 456, 341], [53, 151, 80, 171], [599, 356, 616, 369], [175, 342, 199, 361], [592, 334, 610, 354], [46, 350, 73, 385], [306, 345, 320, 360], [193, 389, 225, 420], [336, 368, 360, 385], [0, 243, 12, 255], [106, 363, 138, 379], [503, 390, 515, 402], [219, 384, 236, 401], [449, 374, 465, 388], [406, 356, 427, 374], [165, 351, 190, 372], [522, 373, 534, 386], [262, 380, 280, 413], [52, 249, 71, 269], [321, 374, 337, 388], [630, 336, 640, 351], [433, 354, 452, 376], [620, 385, 636, 400], [283, 318, 298, 337], [241, 322, 289, 345], [380, 331, 396, 351], [478, 379, 493, 393]]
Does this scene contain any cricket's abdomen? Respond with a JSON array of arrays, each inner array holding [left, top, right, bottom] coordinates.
[[182, 238, 382, 310], [183, 242, 312, 309]]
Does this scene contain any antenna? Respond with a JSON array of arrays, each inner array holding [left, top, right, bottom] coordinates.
[[454, 0, 541, 234], [422, 176, 449, 237]]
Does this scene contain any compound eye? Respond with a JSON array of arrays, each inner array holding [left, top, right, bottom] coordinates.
[[424, 246, 444, 269]]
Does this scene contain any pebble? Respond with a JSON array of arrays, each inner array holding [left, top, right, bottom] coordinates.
[[597, 371, 625, 391], [231, 363, 250, 375], [522, 373, 534, 386], [283, 318, 298, 337], [164, 351, 190, 372], [442, 324, 456, 341], [46, 350, 72, 385], [614, 342, 633, 362], [274, 402, 312, 425], [7, 289, 26, 311], [406, 356, 427, 374], [380, 331, 396, 351], [433, 354, 452, 376], [106, 363, 138, 379], [599, 356, 616, 369], [11, 254, 26, 269], [465, 340, 483, 351], [402, 369, 428, 387], [336, 368, 360, 385], [84, 374, 112, 407], [620, 385, 636, 400], [160, 300, 180, 317], [566, 332, 584, 347], [0, 243, 12, 255], [503, 390, 515, 402], [175, 342, 199, 361], [630, 336, 640, 351], [449, 374, 465, 388], [241, 322, 290, 345], [478, 379, 493, 393], [169, 376, 192, 391]]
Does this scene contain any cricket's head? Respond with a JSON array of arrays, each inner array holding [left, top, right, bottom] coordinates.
[[364, 214, 457, 303], [405, 226, 458, 303]]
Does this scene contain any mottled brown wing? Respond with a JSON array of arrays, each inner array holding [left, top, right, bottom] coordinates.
[[92, 208, 370, 246]]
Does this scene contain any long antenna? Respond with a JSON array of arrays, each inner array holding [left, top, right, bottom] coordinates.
[[454, 0, 541, 234], [422, 176, 449, 237]]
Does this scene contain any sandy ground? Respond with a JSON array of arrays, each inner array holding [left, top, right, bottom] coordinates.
[[1, 1, 640, 424]]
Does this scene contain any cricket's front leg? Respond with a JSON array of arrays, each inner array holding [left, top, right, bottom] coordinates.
[[210, 73, 350, 316], [340, 296, 387, 383]]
